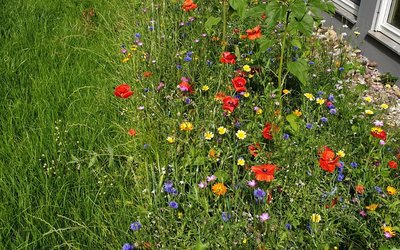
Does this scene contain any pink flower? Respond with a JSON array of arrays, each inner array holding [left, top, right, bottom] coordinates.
[[247, 180, 257, 187], [206, 175, 217, 182], [198, 181, 207, 189], [259, 213, 270, 222]]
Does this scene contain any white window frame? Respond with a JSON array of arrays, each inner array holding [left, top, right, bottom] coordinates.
[[372, 0, 400, 43], [332, 0, 360, 16]]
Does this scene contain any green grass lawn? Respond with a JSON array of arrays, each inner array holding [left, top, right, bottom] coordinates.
[[0, 0, 399, 249]]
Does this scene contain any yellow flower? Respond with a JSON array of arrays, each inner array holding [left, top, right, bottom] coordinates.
[[131, 45, 137, 51], [243, 92, 250, 98], [283, 89, 290, 95], [304, 93, 315, 101], [256, 108, 263, 115], [337, 150, 345, 157], [293, 109, 302, 117], [371, 127, 383, 133], [365, 204, 379, 211], [385, 84, 392, 89], [248, 74, 254, 78], [201, 85, 210, 91], [237, 157, 245, 166], [311, 213, 321, 223], [381, 103, 389, 109], [242, 238, 247, 244], [122, 57, 130, 63], [365, 110, 374, 115], [177, 212, 183, 219], [212, 182, 228, 196], [166, 136, 175, 144], [204, 131, 214, 140], [236, 130, 247, 140], [243, 65, 251, 72], [364, 96, 372, 102], [387, 186, 397, 195], [180, 122, 193, 131], [217, 126, 227, 135], [316, 98, 325, 105], [382, 226, 396, 237]]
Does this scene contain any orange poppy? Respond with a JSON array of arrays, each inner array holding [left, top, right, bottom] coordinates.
[[246, 25, 262, 40], [182, 0, 197, 12], [251, 164, 277, 182], [319, 146, 341, 172]]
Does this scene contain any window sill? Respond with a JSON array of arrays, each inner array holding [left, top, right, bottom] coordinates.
[[333, 4, 357, 24], [368, 30, 400, 56]]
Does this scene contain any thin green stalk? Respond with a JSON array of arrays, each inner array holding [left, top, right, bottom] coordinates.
[[222, 0, 228, 50]]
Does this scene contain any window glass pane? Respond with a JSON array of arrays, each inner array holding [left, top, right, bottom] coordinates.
[[388, 0, 400, 29]]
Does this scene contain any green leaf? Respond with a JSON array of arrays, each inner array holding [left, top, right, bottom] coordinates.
[[205, 16, 221, 35], [244, 5, 266, 19], [291, 0, 307, 19], [287, 58, 308, 86], [235, 45, 240, 60], [286, 114, 299, 132], [290, 14, 314, 36], [229, 0, 248, 18]]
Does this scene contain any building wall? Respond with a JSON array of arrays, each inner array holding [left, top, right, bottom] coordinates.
[[323, 1, 400, 84]]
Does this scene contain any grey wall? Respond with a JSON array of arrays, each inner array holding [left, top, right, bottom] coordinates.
[[323, 1, 400, 83]]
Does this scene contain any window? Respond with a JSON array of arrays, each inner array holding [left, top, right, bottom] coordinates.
[[373, 0, 400, 44], [332, 0, 361, 16]]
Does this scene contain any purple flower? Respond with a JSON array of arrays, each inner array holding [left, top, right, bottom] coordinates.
[[350, 162, 358, 168], [384, 231, 394, 239], [206, 175, 216, 182], [328, 94, 335, 101], [198, 181, 207, 189], [222, 212, 231, 222], [247, 180, 257, 187], [130, 221, 142, 231], [254, 188, 266, 200], [185, 98, 191, 104], [122, 243, 135, 250], [374, 186, 382, 193], [283, 133, 290, 140], [329, 109, 337, 115], [359, 210, 367, 217], [184, 56, 192, 62], [373, 120, 384, 127], [285, 223, 292, 230], [337, 173, 344, 182], [135, 33, 141, 38], [163, 181, 178, 195], [306, 123, 313, 129], [168, 201, 179, 209], [259, 213, 270, 222], [156, 82, 165, 91], [320, 117, 328, 123]]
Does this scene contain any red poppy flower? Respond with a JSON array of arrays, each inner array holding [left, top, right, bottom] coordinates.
[[251, 164, 277, 182], [325, 197, 338, 209], [222, 96, 239, 113], [319, 146, 341, 172], [220, 52, 236, 64], [232, 76, 247, 93], [389, 160, 398, 169], [371, 129, 387, 141], [114, 84, 134, 98], [262, 122, 278, 140], [182, 0, 197, 12], [248, 143, 261, 157], [128, 128, 137, 136], [214, 92, 226, 101], [178, 81, 194, 94], [246, 25, 262, 40]]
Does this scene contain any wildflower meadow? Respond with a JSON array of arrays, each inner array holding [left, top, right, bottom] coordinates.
[[1, 0, 399, 249]]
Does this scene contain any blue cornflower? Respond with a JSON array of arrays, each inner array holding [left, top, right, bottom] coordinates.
[[306, 123, 313, 129], [267, 48, 272, 53], [285, 223, 292, 230], [329, 108, 337, 115], [130, 221, 142, 231], [135, 33, 141, 38], [184, 56, 192, 62], [317, 91, 325, 96], [338, 67, 344, 71], [283, 133, 290, 140], [350, 162, 358, 168], [222, 212, 231, 222], [176, 64, 182, 69], [163, 181, 178, 195], [168, 201, 179, 209], [122, 243, 135, 250], [254, 188, 266, 200], [337, 173, 344, 182], [374, 186, 382, 193], [148, 26, 154, 31], [206, 60, 213, 66], [185, 98, 191, 104], [328, 94, 335, 101], [320, 117, 328, 123], [308, 61, 315, 65], [293, 46, 299, 51], [186, 51, 193, 56]]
